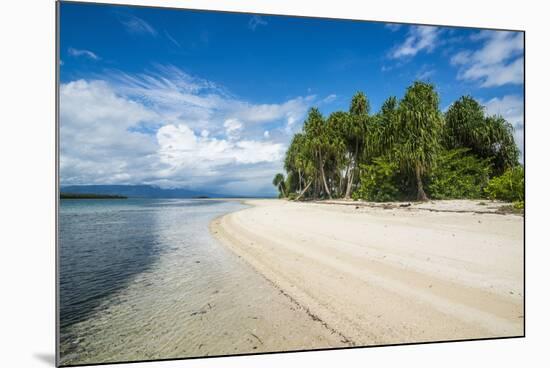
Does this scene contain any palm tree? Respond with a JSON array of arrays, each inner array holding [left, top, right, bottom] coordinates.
[[367, 96, 399, 159], [272, 173, 286, 198], [304, 108, 333, 199], [379, 81, 442, 201], [345, 91, 370, 199], [399, 82, 442, 201], [284, 133, 305, 194], [444, 96, 485, 150], [483, 115, 519, 174], [327, 111, 350, 196], [444, 95, 519, 174]]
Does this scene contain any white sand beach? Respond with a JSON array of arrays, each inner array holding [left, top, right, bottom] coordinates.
[[210, 199, 524, 346]]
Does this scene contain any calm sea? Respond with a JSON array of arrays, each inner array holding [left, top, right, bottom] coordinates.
[[58, 198, 338, 365], [59, 199, 245, 359]]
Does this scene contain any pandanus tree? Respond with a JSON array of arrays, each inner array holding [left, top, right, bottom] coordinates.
[[304, 108, 334, 199], [444, 95, 519, 175], [444, 96, 485, 150], [344, 91, 370, 199], [284, 133, 303, 193], [379, 81, 442, 201], [304, 108, 342, 199], [280, 87, 521, 203], [272, 173, 286, 198], [326, 111, 352, 196], [367, 96, 398, 159], [284, 133, 314, 197], [399, 82, 443, 201], [483, 115, 519, 174]]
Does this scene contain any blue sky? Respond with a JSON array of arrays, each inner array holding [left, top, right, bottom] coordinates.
[[59, 2, 524, 196]]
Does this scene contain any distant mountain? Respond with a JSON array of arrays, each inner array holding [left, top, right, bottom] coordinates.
[[60, 185, 237, 199]]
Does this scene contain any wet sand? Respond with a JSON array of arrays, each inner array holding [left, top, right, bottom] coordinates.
[[210, 199, 524, 346]]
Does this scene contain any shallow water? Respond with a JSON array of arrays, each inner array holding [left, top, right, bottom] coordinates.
[[59, 199, 342, 365]]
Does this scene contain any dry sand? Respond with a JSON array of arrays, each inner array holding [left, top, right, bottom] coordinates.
[[210, 199, 524, 346]]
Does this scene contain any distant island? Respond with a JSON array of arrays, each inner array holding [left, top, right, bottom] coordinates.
[[60, 192, 127, 199], [60, 185, 239, 199]]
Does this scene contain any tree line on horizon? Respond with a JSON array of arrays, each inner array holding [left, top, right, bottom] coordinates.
[[273, 81, 524, 207]]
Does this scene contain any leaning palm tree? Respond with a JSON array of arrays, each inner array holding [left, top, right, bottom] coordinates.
[[272, 173, 286, 198]]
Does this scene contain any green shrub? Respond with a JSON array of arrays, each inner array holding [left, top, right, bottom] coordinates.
[[353, 157, 400, 202], [427, 148, 492, 199], [484, 166, 524, 202], [513, 200, 524, 210]]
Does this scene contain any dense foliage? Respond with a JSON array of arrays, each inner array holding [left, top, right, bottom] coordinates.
[[427, 149, 492, 200], [352, 158, 401, 202], [444, 96, 519, 175], [484, 166, 525, 202], [274, 81, 522, 202]]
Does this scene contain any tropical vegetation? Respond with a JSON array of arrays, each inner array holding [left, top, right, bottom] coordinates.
[[273, 81, 523, 205]]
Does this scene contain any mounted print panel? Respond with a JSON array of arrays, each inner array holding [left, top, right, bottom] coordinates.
[[57, 1, 525, 366]]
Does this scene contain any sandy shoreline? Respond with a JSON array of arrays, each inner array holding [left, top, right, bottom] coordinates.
[[210, 199, 524, 346]]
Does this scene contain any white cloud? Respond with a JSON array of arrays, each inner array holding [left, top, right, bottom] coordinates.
[[60, 66, 316, 195], [164, 30, 181, 48], [233, 96, 315, 131], [60, 80, 158, 185], [321, 94, 337, 104], [390, 26, 439, 59], [481, 94, 524, 162], [450, 51, 470, 65], [248, 15, 267, 31], [452, 31, 524, 87], [120, 15, 157, 36], [416, 68, 435, 80], [157, 124, 283, 169], [68, 47, 100, 60], [223, 118, 243, 140], [385, 24, 402, 32], [107, 65, 316, 138]]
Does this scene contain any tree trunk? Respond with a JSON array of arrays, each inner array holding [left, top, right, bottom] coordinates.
[[319, 153, 332, 200], [345, 169, 354, 199], [295, 180, 312, 201], [342, 163, 350, 196], [279, 183, 286, 198], [345, 140, 360, 199], [415, 165, 428, 201], [298, 168, 303, 193], [338, 170, 344, 197], [313, 176, 319, 200]]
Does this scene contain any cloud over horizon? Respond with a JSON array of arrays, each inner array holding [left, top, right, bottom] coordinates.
[[60, 66, 322, 196]]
